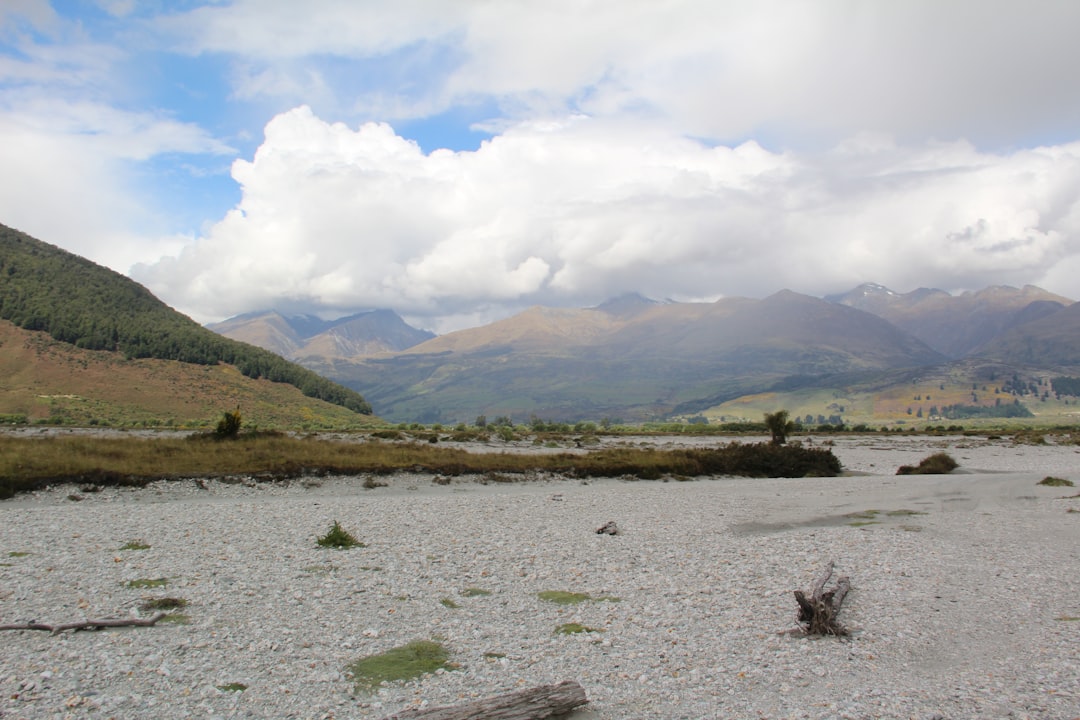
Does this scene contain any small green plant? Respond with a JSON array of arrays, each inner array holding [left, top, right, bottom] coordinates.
[[555, 622, 604, 635], [1039, 476, 1075, 487], [886, 509, 927, 516], [316, 520, 364, 549], [217, 682, 247, 692], [7, 551, 29, 558], [439, 597, 460, 609], [125, 578, 168, 589], [461, 588, 491, 597], [119, 540, 151, 551], [897, 452, 959, 475], [347, 640, 452, 691]]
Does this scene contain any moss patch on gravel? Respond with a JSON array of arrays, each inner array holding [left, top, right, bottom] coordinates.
[[347, 640, 452, 692], [119, 539, 151, 550], [555, 622, 604, 635]]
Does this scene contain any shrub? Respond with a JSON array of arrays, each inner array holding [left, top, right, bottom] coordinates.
[[897, 452, 959, 475], [764, 410, 795, 445], [316, 520, 364, 549], [214, 409, 242, 439]]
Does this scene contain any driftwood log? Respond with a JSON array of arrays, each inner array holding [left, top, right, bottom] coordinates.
[[379, 680, 587, 720], [595, 521, 619, 535], [0, 612, 167, 634], [794, 561, 850, 636]]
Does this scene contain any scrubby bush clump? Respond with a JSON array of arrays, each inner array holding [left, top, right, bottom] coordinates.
[[316, 520, 364, 549], [1039, 476, 1075, 487], [897, 452, 959, 475]]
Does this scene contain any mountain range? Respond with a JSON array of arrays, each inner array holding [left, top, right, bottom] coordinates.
[[212, 285, 1080, 424], [5, 219, 1079, 429]]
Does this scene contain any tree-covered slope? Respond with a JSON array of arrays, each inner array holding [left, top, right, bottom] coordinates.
[[0, 223, 371, 415]]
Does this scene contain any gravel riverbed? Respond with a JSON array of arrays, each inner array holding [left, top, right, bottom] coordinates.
[[1, 435, 1079, 719]]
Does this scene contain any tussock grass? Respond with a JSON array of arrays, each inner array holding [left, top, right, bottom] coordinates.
[[0, 434, 842, 497], [316, 520, 364, 549], [1039, 476, 1074, 487]]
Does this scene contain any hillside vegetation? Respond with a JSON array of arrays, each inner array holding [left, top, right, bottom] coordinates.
[[0, 320, 375, 429], [0, 223, 371, 416]]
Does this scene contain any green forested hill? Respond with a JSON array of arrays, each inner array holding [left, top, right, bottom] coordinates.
[[0, 223, 371, 415]]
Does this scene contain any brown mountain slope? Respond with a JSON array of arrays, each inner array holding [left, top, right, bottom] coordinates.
[[975, 302, 1080, 368], [0, 320, 376, 429], [829, 283, 1072, 358], [325, 291, 945, 422]]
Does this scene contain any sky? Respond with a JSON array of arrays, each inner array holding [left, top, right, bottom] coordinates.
[[2, 1, 1080, 334]]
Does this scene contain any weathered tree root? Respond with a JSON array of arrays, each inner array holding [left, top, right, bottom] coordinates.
[[380, 680, 588, 720], [794, 561, 850, 636], [0, 612, 167, 635]]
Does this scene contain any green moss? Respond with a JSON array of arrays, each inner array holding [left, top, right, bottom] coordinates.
[[7, 551, 29, 557], [347, 640, 452, 692], [119, 539, 151, 551], [439, 597, 460, 609], [217, 683, 247, 692], [886, 509, 927, 516], [483, 652, 506, 659], [125, 577, 167, 589], [159, 613, 190, 624], [554, 622, 604, 635], [537, 590, 592, 605], [461, 588, 491, 597], [316, 520, 364, 549], [1039, 476, 1075, 487], [141, 597, 187, 611]]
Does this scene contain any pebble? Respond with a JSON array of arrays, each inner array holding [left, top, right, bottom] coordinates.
[[1, 435, 1078, 718]]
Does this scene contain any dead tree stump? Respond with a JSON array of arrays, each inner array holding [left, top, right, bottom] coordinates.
[[379, 680, 587, 720], [794, 561, 850, 636]]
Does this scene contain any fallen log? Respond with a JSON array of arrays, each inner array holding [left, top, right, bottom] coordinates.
[[0, 612, 167, 634], [379, 680, 588, 720], [794, 561, 850, 636]]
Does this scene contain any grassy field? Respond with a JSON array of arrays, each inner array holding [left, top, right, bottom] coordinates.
[[699, 364, 1080, 430], [0, 432, 842, 498]]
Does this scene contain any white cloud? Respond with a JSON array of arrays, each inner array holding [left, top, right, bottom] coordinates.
[[161, 1, 1080, 147], [133, 107, 1080, 332]]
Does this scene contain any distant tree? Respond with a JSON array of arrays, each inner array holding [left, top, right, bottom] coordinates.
[[764, 410, 795, 446], [474, 415, 487, 428]]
